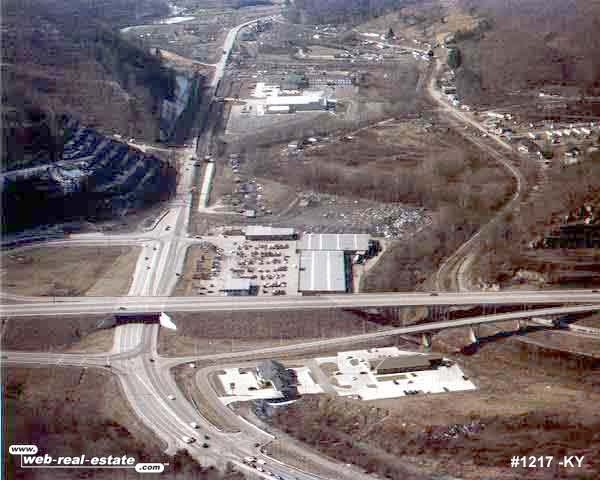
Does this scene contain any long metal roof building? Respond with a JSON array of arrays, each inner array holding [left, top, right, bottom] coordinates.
[[299, 233, 369, 252], [299, 250, 346, 292]]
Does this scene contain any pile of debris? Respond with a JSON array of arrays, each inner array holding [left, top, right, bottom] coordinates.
[[366, 205, 428, 239], [428, 420, 484, 443]]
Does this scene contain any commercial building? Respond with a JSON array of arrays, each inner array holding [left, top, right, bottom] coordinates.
[[256, 360, 298, 399], [298, 250, 347, 293], [265, 91, 328, 112], [370, 354, 444, 375], [250, 82, 334, 113], [296, 233, 378, 294], [220, 278, 256, 296], [299, 233, 370, 253], [244, 226, 296, 241], [266, 105, 291, 114]]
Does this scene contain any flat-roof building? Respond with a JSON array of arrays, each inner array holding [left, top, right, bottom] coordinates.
[[256, 360, 298, 399], [299, 250, 347, 293], [220, 278, 256, 296], [299, 233, 370, 253], [266, 105, 291, 114], [250, 82, 331, 112], [370, 354, 444, 375], [244, 226, 296, 241]]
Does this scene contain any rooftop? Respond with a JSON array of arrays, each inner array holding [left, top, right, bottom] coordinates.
[[221, 278, 252, 291], [244, 225, 295, 237], [299, 250, 346, 292], [370, 354, 443, 372], [299, 233, 370, 252]]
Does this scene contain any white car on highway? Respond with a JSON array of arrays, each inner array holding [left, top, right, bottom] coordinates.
[[189, 422, 199, 429], [182, 436, 195, 444], [167, 395, 176, 400]]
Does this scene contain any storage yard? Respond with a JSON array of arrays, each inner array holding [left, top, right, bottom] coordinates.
[[176, 228, 381, 296]]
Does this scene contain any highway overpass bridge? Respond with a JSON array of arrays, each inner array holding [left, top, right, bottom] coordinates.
[[2, 291, 599, 349], [2, 289, 600, 316]]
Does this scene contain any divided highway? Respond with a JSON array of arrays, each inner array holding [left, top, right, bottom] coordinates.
[[2, 290, 600, 317], [4, 15, 600, 480], [4, 303, 598, 480]]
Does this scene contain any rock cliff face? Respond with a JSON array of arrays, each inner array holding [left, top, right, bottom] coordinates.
[[1, 116, 176, 233], [160, 71, 206, 142]]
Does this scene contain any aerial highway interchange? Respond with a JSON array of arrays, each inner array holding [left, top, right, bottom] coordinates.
[[3, 9, 600, 480]]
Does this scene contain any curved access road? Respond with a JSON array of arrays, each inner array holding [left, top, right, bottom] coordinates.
[[427, 58, 527, 291]]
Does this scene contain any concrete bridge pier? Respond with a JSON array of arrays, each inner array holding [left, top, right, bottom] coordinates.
[[421, 332, 432, 350], [468, 326, 479, 344], [516, 319, 523, 331]]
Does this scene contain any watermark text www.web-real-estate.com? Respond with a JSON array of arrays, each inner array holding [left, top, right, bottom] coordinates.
[[9, 445, 168, 473]]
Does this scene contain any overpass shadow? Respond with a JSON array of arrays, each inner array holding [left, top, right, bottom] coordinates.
[[461, 323, 562, 355], [96, 313, 160, 329]]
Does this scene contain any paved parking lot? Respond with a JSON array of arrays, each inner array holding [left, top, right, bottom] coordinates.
[[314, 347, 476, 401], [214, 347, 475, 405], [193, 235, 300, 296], [217, 366, 323, 405]]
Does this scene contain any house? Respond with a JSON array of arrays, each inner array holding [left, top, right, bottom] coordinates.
[[442, 85, 457, 95], [518, 139, 541, 154]]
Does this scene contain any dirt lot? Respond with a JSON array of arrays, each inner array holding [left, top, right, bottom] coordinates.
[[2, 367, 244, 479], [1, 315, 114, 352], [268, 332, 600, 480], [173, 244, 218, 296], [159, 310, 382, 356], [1, 246, 139, 297]]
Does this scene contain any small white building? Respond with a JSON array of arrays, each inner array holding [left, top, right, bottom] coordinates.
[[244, 226, 296, 241], [221, 278, 256, 296]]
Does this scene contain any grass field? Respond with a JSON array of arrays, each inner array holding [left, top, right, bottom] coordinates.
[[2, 246, 139, 296], [1, 315, 114, 352], [159, 309, 382, 356]]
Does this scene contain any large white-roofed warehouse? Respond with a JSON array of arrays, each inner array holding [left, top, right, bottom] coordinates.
[[297, 233, 375, 294], [244, 226, 297, 241], [299, 233, 370, 254], [299, 250, 348, 294]]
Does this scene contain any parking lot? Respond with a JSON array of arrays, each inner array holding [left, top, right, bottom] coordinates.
[[217, 366, 323, 405], [314, 347, 476, 401], [191, 234, 300, 296]]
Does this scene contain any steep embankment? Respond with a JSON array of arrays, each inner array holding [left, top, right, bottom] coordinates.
[[454, 0, 600, 105], [1, 116, 176, 233], [0, 0, 199, 150]]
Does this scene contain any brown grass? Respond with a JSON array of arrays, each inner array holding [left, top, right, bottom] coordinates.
[[1, 315, 113, 352], [159, 310, 380, 356], [270, 334, 600, 479], [2, 246, 139, 297]]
